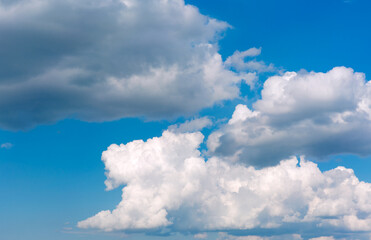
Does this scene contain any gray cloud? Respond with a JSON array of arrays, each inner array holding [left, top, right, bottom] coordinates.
[[0, 0, 249, 130]]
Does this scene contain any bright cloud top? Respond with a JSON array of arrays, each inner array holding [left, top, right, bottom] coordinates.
[[0, 0, 258, 130], [78, 130, 371, 235], [208, 67, 371, 166]]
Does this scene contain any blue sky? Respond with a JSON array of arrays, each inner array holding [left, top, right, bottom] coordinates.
[[1, 0, 371, 239]]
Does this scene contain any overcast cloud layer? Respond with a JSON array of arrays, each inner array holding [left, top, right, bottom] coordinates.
[[208, 67, 371, 167], [78, 130, 371, 237], [0, 0, 259, 130]]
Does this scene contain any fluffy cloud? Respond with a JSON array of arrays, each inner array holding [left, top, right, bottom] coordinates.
[[208, 67, 371, 166], [78, 130, 371, 236], [0, 0, 255, 130]]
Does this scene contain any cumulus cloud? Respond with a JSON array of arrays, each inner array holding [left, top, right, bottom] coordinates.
[[78, 130, 371, 236], [208, 67, 371, 166], [0, 0, 255, 130]]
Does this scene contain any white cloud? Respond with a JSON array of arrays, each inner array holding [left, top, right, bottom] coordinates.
[[78, 130, 371, 235], [208, 67, 371, 166], [0, 0, 254, 130], [254, 67, 366, 117], [1, 142, 13, 149]]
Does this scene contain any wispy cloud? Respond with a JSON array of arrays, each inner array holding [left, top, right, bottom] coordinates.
[[225, 47, 277, 73], [168, 117, 213, 133], [1, 143, 13, 149]]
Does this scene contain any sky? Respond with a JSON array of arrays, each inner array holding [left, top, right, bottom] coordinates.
[[1, 0, 371, 239]]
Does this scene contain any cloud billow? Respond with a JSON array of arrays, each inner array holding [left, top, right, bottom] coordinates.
[[208, 67, 371, 167], [77, 66, 371, 238], [7, 0, 371, 238], [78, 130, 371, 235], [0, 0, 252, 130]]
